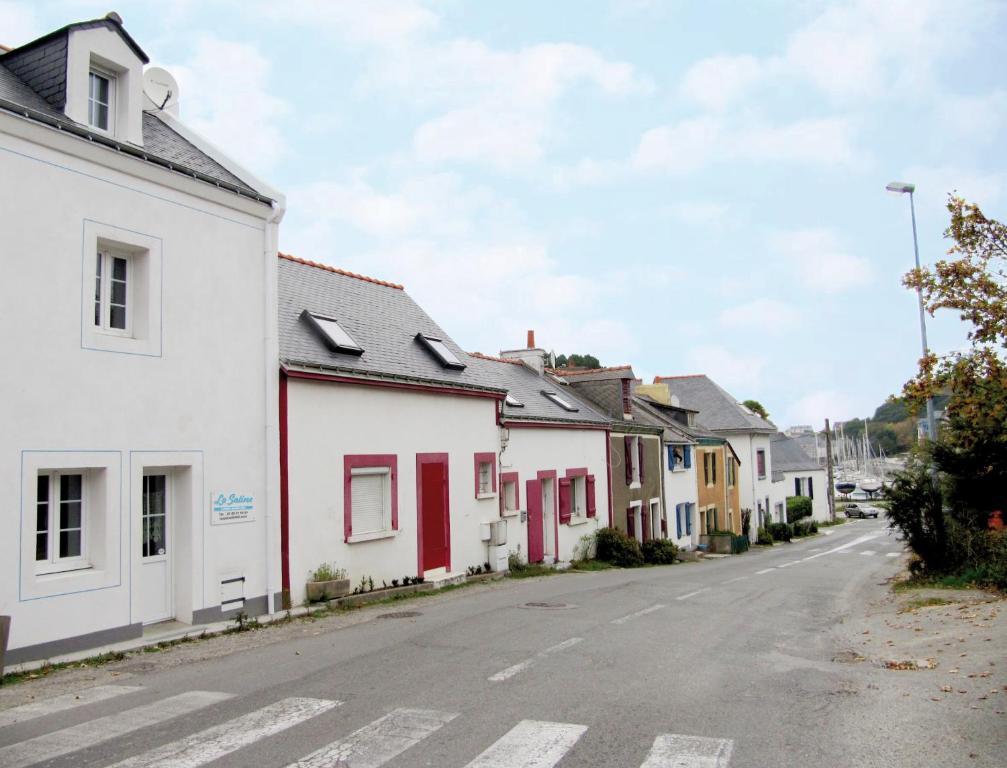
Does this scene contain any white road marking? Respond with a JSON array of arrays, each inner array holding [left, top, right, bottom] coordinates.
[[640, 733, 734, 767], [755, 568, 776, 575], [723, 576, 748, 584], [612, 604, 666, 625], [107, 697, 338, 768], [676, 588, 709, 601], [860, 550, 876, 556], [808, 548, 823, 552], [886, 552, 901, 558], [287, 707, 456, 768], [0, 691, 232, 768], [777, 560, 802, 569], [463, 720, 587, 768], [798, 533, 880, 564], [489, 638, 583, 682], [0, 684, 143, 728]]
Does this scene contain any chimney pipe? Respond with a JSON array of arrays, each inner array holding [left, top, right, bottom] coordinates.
[[527, 330, 535, 349]]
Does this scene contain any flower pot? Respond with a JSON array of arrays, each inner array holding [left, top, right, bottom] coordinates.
[[306, 578, 351, 603]]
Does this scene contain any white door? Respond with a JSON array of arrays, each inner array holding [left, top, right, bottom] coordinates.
[[541, 479, 555, 561], [140, 474, 173, 624]]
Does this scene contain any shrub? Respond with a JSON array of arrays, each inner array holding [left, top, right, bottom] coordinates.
[[741, 508, 752, 538], [792, 519, 818, 537], [507, 551, 526, 572], [642, 538, 678, 564], [731, 534, 750, 554], [768, 522, 793, 542], [756, 527, 773, 545], [786, 496, 813, 524], [308, 562, 346, 582], [595, 527, 644, 567]]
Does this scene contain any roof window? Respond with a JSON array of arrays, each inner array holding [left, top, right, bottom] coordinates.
[[542, 390, 579, 412], [302, 311, 363, 356], [505, 394, 524, 408], [416, 334, 466, 370]]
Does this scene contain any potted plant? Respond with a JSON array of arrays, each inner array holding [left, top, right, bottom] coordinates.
[[306, 563, 350, 602]]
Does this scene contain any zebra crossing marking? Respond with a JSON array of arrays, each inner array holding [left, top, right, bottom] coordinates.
[[640, 733, 734, 767], [0, 690, 232, 768], [860, 550, 876, 556], [106, 696, 339, 768], [463, 719, 587, 768], [286, 707, 457, 768], [612, 604, 666, 625], [0, 684, 143, 728], [488, 637, 583, 682], [886, 552, 901, 557]]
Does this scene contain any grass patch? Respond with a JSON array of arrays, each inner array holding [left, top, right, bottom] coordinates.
[[569, 559, 616, 572], [820, 517, 848, 527], [899, 596, 954, 613], [893, 572, 990, 592], [507, 563, 562, 579], [1, 650, 127, 687]]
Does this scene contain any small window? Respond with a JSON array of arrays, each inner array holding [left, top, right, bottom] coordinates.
[[88, 69, 114, 132], [35, 471, 86, 568], [417, 334, 466, 369], [500, 472, 520, 515], [542, 390, 579, 412], [670, 445, 684, 472], [505, 393, 524, 407], [344, 455, 398, 542], [474, 452, 496, 498], [570, 476, 587, 518], [94, 249, 129, 333], [303, 311, 363, 356], [727, 458, 736, 487], [756, 449, 767, 479]]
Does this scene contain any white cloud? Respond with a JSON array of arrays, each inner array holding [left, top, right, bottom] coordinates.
[[782, 389, 860, 429], [414, 107, 546, 168], [258, 0, 437, 48], [686, 345, 768, 392], [665, 201, 731, 227], [680, 55, 763, 111], [719, 299, 799, 334], [899, 164, 1005, 210], [936, 90, 1007, 144], [0, 1, 41, 48], [633, 116, 857, 173], [167, 36, 289, 173], [771, 228, 873, 294]]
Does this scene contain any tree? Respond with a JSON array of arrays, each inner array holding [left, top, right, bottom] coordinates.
[[742, 399, 769, 420], [553, 353, 601, 369]]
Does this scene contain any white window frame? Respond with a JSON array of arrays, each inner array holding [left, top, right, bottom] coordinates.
[[348, 467, 395, 543], [94, 247, 132, 336], [630, 436, 641, 488], [649, 498, 662, 540], [502, 478, 519, 515], [34, 470, 90, 574], [570, 475, 586, 519], [88, 66, 116, 134], [478, 462, 493, 496], [670, 445, 685, 472], [756, 449, 767, 480]]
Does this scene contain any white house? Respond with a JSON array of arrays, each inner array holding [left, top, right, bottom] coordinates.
[[656, 375, 778, 533], [467, 351, 611, 565], [770, 433, 830, 523], [0, 15, 285, 663], [278, 254, 508, 605]]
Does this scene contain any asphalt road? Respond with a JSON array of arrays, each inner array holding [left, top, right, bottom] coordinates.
[[0, 519, 997, 767]]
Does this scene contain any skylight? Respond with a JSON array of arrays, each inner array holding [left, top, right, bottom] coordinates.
[[416, 334, 466, 370], [505, 393, 524, 407], [542, 390, 579, 412], [302, 310, 363, 356]]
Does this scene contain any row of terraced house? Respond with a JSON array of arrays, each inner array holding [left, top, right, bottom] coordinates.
[[0, 15, 828, 665]]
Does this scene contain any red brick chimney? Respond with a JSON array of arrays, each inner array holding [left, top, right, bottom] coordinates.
[[527, 330, 535, 349]]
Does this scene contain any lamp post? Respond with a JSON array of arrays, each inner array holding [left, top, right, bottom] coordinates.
[[886, 181, 937, 443]]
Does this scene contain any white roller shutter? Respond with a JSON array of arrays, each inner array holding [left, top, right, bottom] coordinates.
[[351, 471, 388, 534]]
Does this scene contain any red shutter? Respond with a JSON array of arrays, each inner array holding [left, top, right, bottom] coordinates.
[[641, 508, 650, 542], [638, 438, 645, 484], [626, 506, 635, 538], [558, 477, 572, 524], [624, 436, 633, 485], [660, 517, 667, 536], [586, 474, 597, 517]]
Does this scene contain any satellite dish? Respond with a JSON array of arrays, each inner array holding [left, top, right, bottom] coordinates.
[[143, 66, 179, 117]]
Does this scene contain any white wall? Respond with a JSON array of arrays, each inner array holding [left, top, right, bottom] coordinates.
[[663, 445, 698, 549], [725, 432, 775, 530], [776, 470, 830, 522], [0, 116, 278, 657], [285, 379, 501, 605], [498, 425, 610, 564]]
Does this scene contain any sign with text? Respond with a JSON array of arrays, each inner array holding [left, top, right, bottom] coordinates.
[[211, 491, 256, 525]]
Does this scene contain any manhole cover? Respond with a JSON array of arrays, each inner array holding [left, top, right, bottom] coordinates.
[[376, 611, 422, 619], [522, 602, 574, 610]]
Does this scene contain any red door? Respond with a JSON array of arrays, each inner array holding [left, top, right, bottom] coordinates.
[[420, 458, 449, 572], [527, 479, 544, 563]]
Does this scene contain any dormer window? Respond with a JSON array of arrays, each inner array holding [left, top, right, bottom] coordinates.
[[505, 394, 524, 407], [542, 390, 579, 412], [302, 311, 363, 356], [88, 68, 114, 132], [416, 334, 466, 370]]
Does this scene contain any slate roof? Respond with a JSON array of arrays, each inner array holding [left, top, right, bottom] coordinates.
[[0, 19, 267, 202], [654, 375, 776, 433], [278, 254, 505, 395], [467, 353, 610, 426], [770, 433, 823, 480]]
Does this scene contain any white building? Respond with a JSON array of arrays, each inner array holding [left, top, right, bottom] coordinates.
[[656, 375, 779, 533], [1, 15, 284, 663], [467, 352, 611, 565], [278, 254, 508, 605], [770, 433, 830, 523]]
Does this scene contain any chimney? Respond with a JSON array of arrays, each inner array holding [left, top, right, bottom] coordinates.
[[500, 330, 545, 373]]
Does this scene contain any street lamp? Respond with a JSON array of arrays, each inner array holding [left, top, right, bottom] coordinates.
[[886, 181, 937, 442]]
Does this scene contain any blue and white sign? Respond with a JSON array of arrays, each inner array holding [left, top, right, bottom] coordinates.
[[211, 491, 256, 525]]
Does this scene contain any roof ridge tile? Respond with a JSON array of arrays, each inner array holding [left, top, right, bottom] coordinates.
[[469, 352, 525, 366], [548, 365, 632, 377], [278, 252, 404, 290]]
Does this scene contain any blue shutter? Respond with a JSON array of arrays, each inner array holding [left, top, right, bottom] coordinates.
[[667, 445, 675, 469], [683, 446, 692, 469], [685, 503, 693, 535], [808, 476, 814, 499], [675, 504, 682, 538]]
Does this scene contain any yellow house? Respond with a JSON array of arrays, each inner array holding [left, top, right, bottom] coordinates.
[[695, 439, 742, 535]]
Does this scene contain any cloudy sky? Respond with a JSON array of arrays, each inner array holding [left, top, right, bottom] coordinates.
[[7, 1, 1005, 427]]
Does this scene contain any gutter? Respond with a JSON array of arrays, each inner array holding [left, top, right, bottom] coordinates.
[[282, 360, 507, 398], [0, 98, 274, 204]]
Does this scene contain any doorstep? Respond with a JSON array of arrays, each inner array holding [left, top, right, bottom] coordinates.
[[424, 570, 467, 588]]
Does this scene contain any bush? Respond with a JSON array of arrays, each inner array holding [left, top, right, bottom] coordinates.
[[792, 519, 818, 537], [731, 534, 750, 554], [642, 538, 678, 564], [507, 551, 526, 572], [756, 527, 773, 545], [768, 522, 793, 542], [595, 527, 644, 567], [786, 496, 813, 524], [308, 562, 346, 582]]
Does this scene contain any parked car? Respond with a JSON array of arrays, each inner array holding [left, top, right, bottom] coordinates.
[[844, 503, 881, 519]]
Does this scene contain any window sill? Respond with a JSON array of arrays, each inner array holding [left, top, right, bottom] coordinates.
[[566, 516, 592, 527], [501, 508, 520, 518], [629, 482, 641, 490], [347, 530, 398, 544], [476, 492, 497, 501], [35, 563, 94, 577]]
